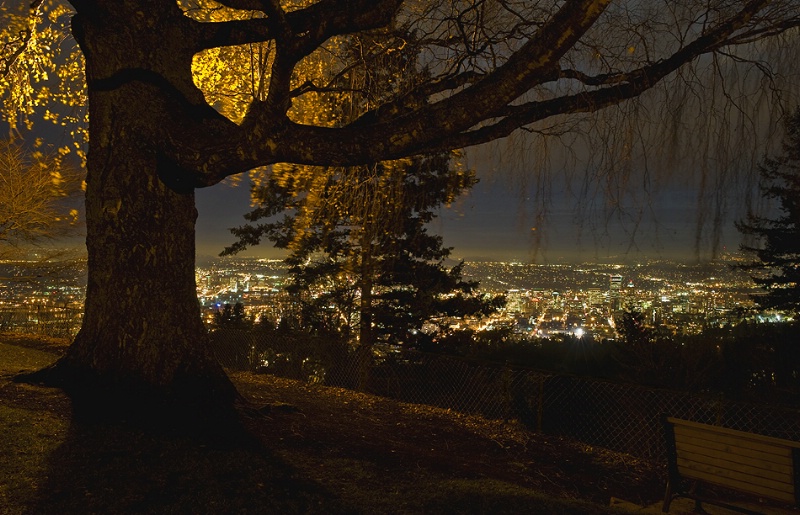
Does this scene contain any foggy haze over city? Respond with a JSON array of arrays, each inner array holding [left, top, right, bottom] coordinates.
[[195, 167, 744, 264]]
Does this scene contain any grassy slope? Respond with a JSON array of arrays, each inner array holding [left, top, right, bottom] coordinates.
[[0, 342, 66, 513], [0, 334, 660, 514]]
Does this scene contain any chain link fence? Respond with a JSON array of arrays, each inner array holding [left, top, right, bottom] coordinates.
[[209, 328, 800, 463], [359, 351, 800, 462], [3, 309, 797, 464]]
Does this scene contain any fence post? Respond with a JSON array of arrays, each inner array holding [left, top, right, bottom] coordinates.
[[501, 367, 512, 421], [537, 374, 544, 432]]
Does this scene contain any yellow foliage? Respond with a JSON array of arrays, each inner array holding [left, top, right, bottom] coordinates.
[[0, 1, 85, 164], [2, 0, 454, 246], [50, 170, 63, 187], [0, 139, 83, 243]]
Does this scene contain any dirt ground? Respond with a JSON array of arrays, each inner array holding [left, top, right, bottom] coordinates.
[[2, 333, 670, 513], [232, 371, 666, 508]]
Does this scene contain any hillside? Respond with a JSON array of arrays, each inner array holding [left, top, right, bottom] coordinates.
[[0, 333, 664, 514]]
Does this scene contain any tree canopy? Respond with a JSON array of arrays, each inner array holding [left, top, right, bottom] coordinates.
[[0, 138, 82, 249], [4, 1, 799, 260], [3, 1, 799, 175]]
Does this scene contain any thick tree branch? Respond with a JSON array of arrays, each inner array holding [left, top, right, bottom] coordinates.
[[173, 0, 798, 186], [194, 0, 403, 52], [212, 0, 269, 11], [216, 0, 404, 125], [193, 19, 276, 51]]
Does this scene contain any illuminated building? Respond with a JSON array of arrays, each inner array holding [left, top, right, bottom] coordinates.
[[609, 274, 623, 311]]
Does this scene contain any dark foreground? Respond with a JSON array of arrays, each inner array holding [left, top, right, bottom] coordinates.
[[0, 333, 664, 514]]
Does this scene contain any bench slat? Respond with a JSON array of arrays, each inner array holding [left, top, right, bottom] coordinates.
[[674, 424, 794, 458], [663, 416, 800, 511], [677, 454, 794, 493], [676, 457, 796, 503], [668, 417, 800, 450], [678, 440, 794, 478]]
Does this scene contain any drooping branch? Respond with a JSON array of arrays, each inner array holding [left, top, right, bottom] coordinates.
[[340, 0, 787, 159], [359, 0, 781, 134], [421, 0, 789, 152]]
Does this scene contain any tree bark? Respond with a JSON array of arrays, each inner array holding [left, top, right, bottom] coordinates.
[[21, 90, 237, 425], [356, 235, 375, 392], [17, 6, 238, 428]]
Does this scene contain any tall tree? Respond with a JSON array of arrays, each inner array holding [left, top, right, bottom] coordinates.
[[225, 153, 504, 388], [1, 0, 799, 423], [736, 107, 800, 312]]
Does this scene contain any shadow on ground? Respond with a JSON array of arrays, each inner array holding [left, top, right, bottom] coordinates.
[[0, 336, 342, 514], [26, 417, 345, 514]]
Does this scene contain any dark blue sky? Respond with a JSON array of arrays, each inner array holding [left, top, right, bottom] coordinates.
[[195, 169, 743, 264], [7, 115, 746, 263], [5, 124, 741, 263]]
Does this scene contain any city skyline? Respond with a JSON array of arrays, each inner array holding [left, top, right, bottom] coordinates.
[[1, 253, 764, 344]]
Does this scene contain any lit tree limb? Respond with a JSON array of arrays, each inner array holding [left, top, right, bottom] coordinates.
[[178, 0, 792, 179]]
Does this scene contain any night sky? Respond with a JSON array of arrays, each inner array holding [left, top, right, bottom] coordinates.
[[5, 104, 750, 265], [195, 162, 744, 264], [8, 125, 747, 264]]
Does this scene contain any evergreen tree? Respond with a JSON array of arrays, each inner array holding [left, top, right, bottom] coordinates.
[[224, 30, 504, 381], [225, 154, 505, 360], [736, 108, 800, 313], [208, 302, 253, 370]]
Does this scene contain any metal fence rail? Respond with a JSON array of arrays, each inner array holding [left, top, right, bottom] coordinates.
[[0, 306, 82, 339]]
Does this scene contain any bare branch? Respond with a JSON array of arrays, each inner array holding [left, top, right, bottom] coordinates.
[[361, 0, 788, 157]]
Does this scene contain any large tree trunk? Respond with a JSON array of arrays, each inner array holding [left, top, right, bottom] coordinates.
[[21, 96, 237, 425], [17, 8, 238, 428]]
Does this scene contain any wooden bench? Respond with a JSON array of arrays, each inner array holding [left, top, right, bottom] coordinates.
[[662, 416, 800, 514]]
